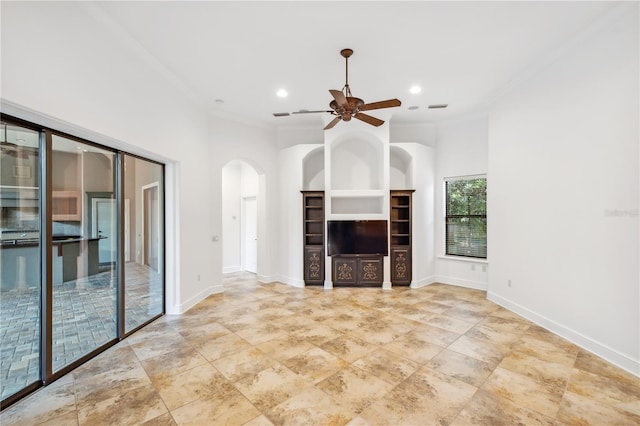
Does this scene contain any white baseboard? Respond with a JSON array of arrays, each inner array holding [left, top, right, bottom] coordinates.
[[257, 273, 278, 284], [223, 265, 241, 274], [434, 275, 488, 291], [488, 291, 640, 378], [275, 275, 305, 288], [410, 276, 436, 289], [178, 284, 224, 314]]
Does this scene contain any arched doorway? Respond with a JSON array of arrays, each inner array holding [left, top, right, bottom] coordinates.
[[221, 160, 260, 275]]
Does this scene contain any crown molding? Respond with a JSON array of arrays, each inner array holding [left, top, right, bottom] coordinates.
[[487, 2, 637, 106]]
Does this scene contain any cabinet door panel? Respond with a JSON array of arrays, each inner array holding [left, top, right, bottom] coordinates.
[[332, 258, 357, 285], [304, 247, 324, 284], [358, 258, 383, 285], [391, 247, 411, 285]]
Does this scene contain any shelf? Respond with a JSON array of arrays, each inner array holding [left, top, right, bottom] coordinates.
[[302, 191, 325, 285], [390, 190, 413, 285], [330, 189, 386, 198], [331, 196, 384, 215]]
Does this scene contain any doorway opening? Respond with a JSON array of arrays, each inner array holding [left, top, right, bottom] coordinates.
[[221, 160, 260, 277]]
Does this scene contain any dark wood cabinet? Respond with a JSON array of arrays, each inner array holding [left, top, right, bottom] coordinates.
[[332, 254, 383, 287], [390, 190, 414, 285], [302, 191, 324, 285]]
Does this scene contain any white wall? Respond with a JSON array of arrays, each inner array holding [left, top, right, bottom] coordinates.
[[487, 5, 639, 374], [390, 123, 437, 147], [390, 143, 436, 288], [278, 145, 320, 287], [434, 114, 489, 289]]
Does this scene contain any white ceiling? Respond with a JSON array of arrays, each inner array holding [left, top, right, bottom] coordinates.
[[94, 1, 616, 128]]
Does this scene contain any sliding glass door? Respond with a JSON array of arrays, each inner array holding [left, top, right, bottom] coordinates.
[[123, 154, 164, 333], [0, 121, 41, 400], [0, 116, 165, 408], [50, 134, 118, 373]]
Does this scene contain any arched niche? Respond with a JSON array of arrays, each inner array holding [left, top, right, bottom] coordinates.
[[390, 146, 413, 189], [302, 146, 324, 190], [330, 132, 384, 190]]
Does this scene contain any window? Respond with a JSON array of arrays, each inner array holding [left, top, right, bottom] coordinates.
[[445, 176, 487, 258]]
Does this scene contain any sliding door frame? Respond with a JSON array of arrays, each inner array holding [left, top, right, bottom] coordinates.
[[0, 114, 166, 410]]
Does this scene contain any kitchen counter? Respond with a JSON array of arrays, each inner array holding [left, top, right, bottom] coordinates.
[[0, 236, 101, 247], [1, 236, 102, 288]]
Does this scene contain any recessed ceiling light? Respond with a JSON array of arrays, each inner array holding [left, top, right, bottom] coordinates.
[[409, 85, 422, 94], [276, 89, 288, 98], [408, 106, 420, 110]]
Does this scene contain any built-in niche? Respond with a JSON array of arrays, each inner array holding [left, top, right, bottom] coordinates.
[[390, 145, 413, 190], [330, 135, 383, 190], [328, 133, 386, 216], [302, 147, 324, 190]]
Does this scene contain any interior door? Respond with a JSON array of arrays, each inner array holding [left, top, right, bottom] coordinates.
[[243, 196, 257, 273], [93, 198, 116, 265]]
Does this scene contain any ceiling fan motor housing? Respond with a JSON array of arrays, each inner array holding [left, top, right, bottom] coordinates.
[[330, 97, 365, 120]]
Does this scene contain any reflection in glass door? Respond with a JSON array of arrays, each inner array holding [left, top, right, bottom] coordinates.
[[51, 135, 117, 372], [0, 122, 41, 400], [1, 116, 165, 407], [123, 155, 163, 333]]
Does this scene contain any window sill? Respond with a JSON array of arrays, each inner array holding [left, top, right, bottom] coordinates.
[[437, 255, 488, 264]]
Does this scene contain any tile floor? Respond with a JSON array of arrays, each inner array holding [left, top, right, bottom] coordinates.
[[0, 262, 162, 399], [1, 272, 638, 425]]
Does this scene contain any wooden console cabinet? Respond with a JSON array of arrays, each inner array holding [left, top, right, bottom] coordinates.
[[302, 191, 324, 285], [332, 254, 383, 287], [390, 190, 414, 285]]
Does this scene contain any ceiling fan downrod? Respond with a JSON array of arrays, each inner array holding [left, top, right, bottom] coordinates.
[[341, 48, 353, 97]]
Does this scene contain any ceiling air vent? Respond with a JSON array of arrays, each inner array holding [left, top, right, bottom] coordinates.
[[428, 104, 448, 109]]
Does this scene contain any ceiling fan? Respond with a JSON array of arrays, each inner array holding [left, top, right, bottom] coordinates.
[[273, 48, 401, 130]]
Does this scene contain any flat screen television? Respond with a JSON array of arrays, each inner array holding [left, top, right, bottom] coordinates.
[[327, 220, 388, 256]]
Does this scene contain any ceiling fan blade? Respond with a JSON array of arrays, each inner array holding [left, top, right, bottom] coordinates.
[[329, 90, 349, 108], [324, 116, 342, 130], [354, 112, 384, 127], [273, 112, 290, 117], [291, 110, 333, 115], [359, 98, 401, 111]]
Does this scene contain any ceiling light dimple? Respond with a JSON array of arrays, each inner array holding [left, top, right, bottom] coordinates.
[[409, 85, 422, 94], [276, 89, 288, 98]]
